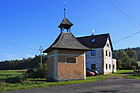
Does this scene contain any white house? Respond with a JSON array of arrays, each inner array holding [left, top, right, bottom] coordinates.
[[77, 33, 116, 74]]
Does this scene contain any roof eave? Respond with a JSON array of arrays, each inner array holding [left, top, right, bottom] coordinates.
[[43, 47, 90, 53]]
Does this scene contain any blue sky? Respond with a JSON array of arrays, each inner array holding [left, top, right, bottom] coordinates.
[[0, 0, 140, 61]]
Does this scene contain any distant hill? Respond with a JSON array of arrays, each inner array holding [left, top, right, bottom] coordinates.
[[0, 55, 47, 70]]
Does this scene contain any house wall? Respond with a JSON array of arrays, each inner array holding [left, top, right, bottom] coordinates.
[[112, 59, 117, 73], [103, 38, 116, 74], [85, 38, 117, 74], [86, 48, 104, 73]]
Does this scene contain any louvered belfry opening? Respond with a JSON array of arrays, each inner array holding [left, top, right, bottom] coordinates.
[[58, 17, 73, 33]]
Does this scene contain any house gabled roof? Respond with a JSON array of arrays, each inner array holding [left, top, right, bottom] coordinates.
[[43, 32, 90, 53], [76, 33, 113, 51]]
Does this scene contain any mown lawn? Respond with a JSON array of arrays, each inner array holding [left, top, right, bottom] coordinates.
[[0, 70, 26, 79], [126, 74, 140, 79], [0, 70, 106, 93], [0, 70, 136, 93]]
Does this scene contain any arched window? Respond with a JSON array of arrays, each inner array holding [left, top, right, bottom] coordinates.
[[106, 50, 108, 56], [107, 43, 110, 47], [113, 64, 115, 69], [106, 64, 108, 70], [109, 51, 111, 57], [109, 64, 111, 69]]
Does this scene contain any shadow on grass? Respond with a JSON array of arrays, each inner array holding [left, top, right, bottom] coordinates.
[[120, 72, 133, 74], [0, 73, 25, 77], [30, 79, 47, 82], [3, 76, 27, 84]]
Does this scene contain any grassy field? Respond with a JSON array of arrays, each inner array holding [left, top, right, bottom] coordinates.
[[126, 74, 140, 79], [0, 70, 26, 79], [0, 70, 136, 93], [0, 70, 106, 93], [137, 61, 140, 67]]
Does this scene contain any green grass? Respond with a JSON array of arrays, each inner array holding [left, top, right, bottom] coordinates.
[[0, 70, 107, 93], [0, 70, 135, 93], [137, 61, 140, 67], [0, 70, 26, 79], [0, 77, 106, 93], [126, 74, 140, 79], [100, 70, 133, 76], [114, 70, 133, 74]]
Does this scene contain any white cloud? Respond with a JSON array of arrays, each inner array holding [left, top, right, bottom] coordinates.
[[0, 53, 35, 61], [3, 53, 22, 61], [26, 54, 34, 58]]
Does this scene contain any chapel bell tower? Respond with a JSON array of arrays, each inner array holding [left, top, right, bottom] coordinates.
[[58, 7, 73, 32]]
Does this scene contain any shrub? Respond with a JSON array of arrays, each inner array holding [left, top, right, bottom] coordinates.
[[4, 76, 27, 83], [0, 79, 4, 84], [26, 68, 34, 75], [26, 63, 47, 78], [132, 66, 136, 71]]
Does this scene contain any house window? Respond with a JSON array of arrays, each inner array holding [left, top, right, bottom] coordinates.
[[109, 64, 111, 69], [91, 64, 96, 70], [109, 52, 111, 57], [106, 64, 108, 70], [107, 43, 110, 48], [113, 64, 115, 69], [66, 57, 76, 64], [91, 50, 96, 56], [106, 50, 108, 56]]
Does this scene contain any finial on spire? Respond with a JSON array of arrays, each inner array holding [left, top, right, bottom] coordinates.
[[64, 2, 66, 18], [92, 29, 95, 34], [92, 28, 95, 36]]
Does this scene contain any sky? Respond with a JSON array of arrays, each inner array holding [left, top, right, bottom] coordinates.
[[0, 0, 140, 61]]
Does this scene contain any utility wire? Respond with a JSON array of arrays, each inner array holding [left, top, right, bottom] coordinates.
[[0, 39, 37, 51], [113, 30, 140, 43], [107, 0, 140, 26], [106, 0, 140, 43], [114, 0, 140, 25]]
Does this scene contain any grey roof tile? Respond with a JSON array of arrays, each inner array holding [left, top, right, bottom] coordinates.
[[76, 33, 113, 51], [43, 32, 90, 53]]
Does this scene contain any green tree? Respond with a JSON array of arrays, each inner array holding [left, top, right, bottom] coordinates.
[[126, 50, 137, 60]]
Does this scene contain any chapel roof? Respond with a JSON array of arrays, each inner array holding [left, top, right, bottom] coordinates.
[[43, 32, 90, 53]]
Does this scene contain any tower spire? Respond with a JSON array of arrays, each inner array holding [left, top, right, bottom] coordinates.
[[64, 2, 66, 18], [58, 3, 73, 33]]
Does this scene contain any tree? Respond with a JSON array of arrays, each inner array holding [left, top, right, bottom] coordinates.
[[126, 50, 137, 60], [113, 50, 137, 69]]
